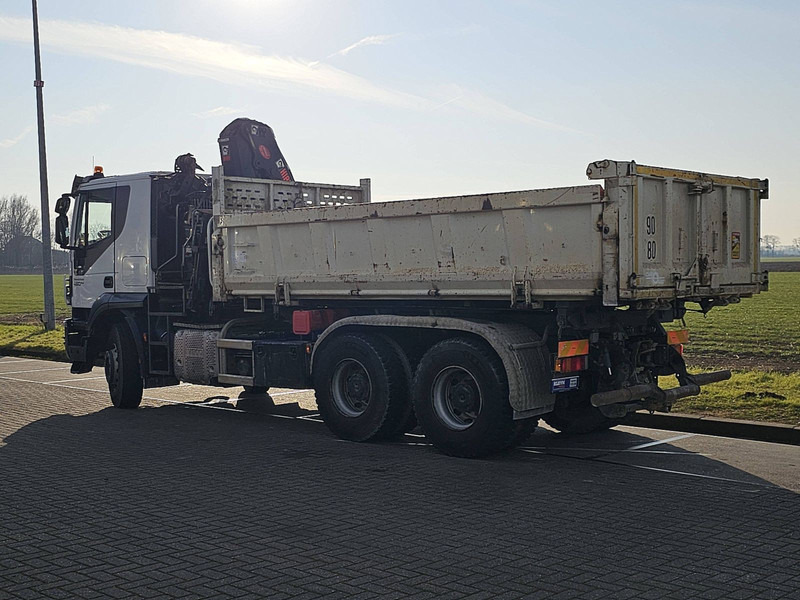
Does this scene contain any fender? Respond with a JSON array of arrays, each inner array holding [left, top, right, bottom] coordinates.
[[85, 292, 148, 368], [311, 315, 555, 418]]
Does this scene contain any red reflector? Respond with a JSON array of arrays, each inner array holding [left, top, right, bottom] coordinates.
[[667, 329, 689, 345], [555, 355, 588, 373], [292, 309, 345, 335]]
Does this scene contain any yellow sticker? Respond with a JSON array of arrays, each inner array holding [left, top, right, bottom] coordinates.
[[731, 232, 741, 260]]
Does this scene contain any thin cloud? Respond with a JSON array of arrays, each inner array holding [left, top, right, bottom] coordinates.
[[0, 16, 579, 134], [430, 95, 464, 111], [307, 33, 399, 67], [193, 106, 243, 119], [330, 34, 399, 58], [0, 16, 426, 110], [51, 103, 110, 125], [0, 126, 33, 149]]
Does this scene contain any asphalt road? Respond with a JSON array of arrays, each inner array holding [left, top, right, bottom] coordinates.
[[1, 356, 799, 599]]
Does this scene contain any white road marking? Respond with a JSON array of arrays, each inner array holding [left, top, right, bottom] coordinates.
[[622, 463, 771, 486], [519, 448, 766, 486], [518, 446, 708, 455], [0, 366, 71, 375], [626, 433, 695, 450], [270, 390, 312, 398], [0, 358, 42, 363], [47, 375, 106, 383]]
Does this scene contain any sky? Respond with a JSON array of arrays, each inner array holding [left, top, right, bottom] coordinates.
[[1, 0, 799, 243]]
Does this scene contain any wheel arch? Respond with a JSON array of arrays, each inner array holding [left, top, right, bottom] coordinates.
[[311, 315, 555, 418], [86, 293, 147, 366]]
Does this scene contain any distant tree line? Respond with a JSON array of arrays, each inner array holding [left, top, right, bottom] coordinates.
[[760, 234, 800, 257], [0, 194, 39, 253], [0, 194, 69, 272]]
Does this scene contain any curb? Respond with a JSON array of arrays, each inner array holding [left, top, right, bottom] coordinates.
[[627, 411, 800, 446]]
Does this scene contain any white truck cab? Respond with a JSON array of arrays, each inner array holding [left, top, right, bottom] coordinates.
[[67, 172, 162, 309]]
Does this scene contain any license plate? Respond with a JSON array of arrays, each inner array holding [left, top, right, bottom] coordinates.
[[551, 376, 580, 393]]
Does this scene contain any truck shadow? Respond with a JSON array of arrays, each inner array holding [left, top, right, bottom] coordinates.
[[1, 401, 798, 598]]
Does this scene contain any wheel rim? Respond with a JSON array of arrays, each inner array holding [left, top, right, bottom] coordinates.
[[432, 366, 482, 430], [330, 358, 372, 417], [104, 342, 119, 392]]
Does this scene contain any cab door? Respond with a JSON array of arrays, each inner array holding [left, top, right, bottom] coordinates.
[[71, 185, 116, 309]]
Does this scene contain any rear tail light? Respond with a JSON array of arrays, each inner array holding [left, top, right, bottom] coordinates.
[[555, 338, 590, 373], [554, 355, 588, 373]]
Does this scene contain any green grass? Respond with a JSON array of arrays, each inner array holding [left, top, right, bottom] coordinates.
[[662, 370, 800, 426], [669, 272, 800, 362], [0, 274, 69, 320], [0, 324, 67, 361], [761, 256, 800, 262]]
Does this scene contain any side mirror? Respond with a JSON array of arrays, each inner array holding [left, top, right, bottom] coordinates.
[[55, 193, 71, 215], [55, 214, 70, 248]]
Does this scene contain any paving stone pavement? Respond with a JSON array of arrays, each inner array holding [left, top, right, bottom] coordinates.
[[1, 357, 799, 599]]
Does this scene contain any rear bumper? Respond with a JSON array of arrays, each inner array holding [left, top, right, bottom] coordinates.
[[590, 370, 731, 408]]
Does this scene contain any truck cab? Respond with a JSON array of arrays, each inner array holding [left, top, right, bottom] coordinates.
[[66, 172, 157, 309]]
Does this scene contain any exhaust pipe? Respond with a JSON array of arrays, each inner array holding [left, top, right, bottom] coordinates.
[[590, 370, 731, 408]]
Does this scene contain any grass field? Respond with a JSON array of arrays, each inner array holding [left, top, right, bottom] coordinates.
[[665, 371, 800, 425], [0, 274, 69, 322], [0, 324, 67, 361], [0, 273, 797, 424], [671, 272, 799, 365]]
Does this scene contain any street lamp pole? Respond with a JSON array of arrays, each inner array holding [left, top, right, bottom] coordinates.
[[31, 0, 56, 331]]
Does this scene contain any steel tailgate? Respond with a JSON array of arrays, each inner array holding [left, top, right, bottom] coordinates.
[[587, 160, 768, 306]]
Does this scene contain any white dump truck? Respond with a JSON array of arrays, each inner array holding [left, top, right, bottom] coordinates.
[[54, 120, 768, 457]]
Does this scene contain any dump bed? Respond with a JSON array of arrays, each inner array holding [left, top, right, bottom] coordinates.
[[209, 160, 767, 307]]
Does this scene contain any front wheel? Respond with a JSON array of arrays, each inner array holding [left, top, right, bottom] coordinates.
[[105, 322, 143, 409], [412, 338, 517, 458]]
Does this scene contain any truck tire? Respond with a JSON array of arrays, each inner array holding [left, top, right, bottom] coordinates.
[[412, 337, 517, 458], [313, 334, 409, 442], [543, 391, 622, 434], [375, 333, 416, 439], [104, 322, 143, 409]]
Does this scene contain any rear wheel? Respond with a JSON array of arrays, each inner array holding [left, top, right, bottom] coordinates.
[[313, 333, 410, 442], [376, 333, 416, 439], [104, 322, 143, 409], [412, 337, 517, 458]]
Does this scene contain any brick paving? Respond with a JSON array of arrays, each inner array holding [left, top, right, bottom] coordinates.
[[1, 358, 799, 599]]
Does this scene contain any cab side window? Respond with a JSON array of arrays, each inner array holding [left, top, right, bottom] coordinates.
[[85, 201, 112, 246], [76, 188, 114, 248]]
